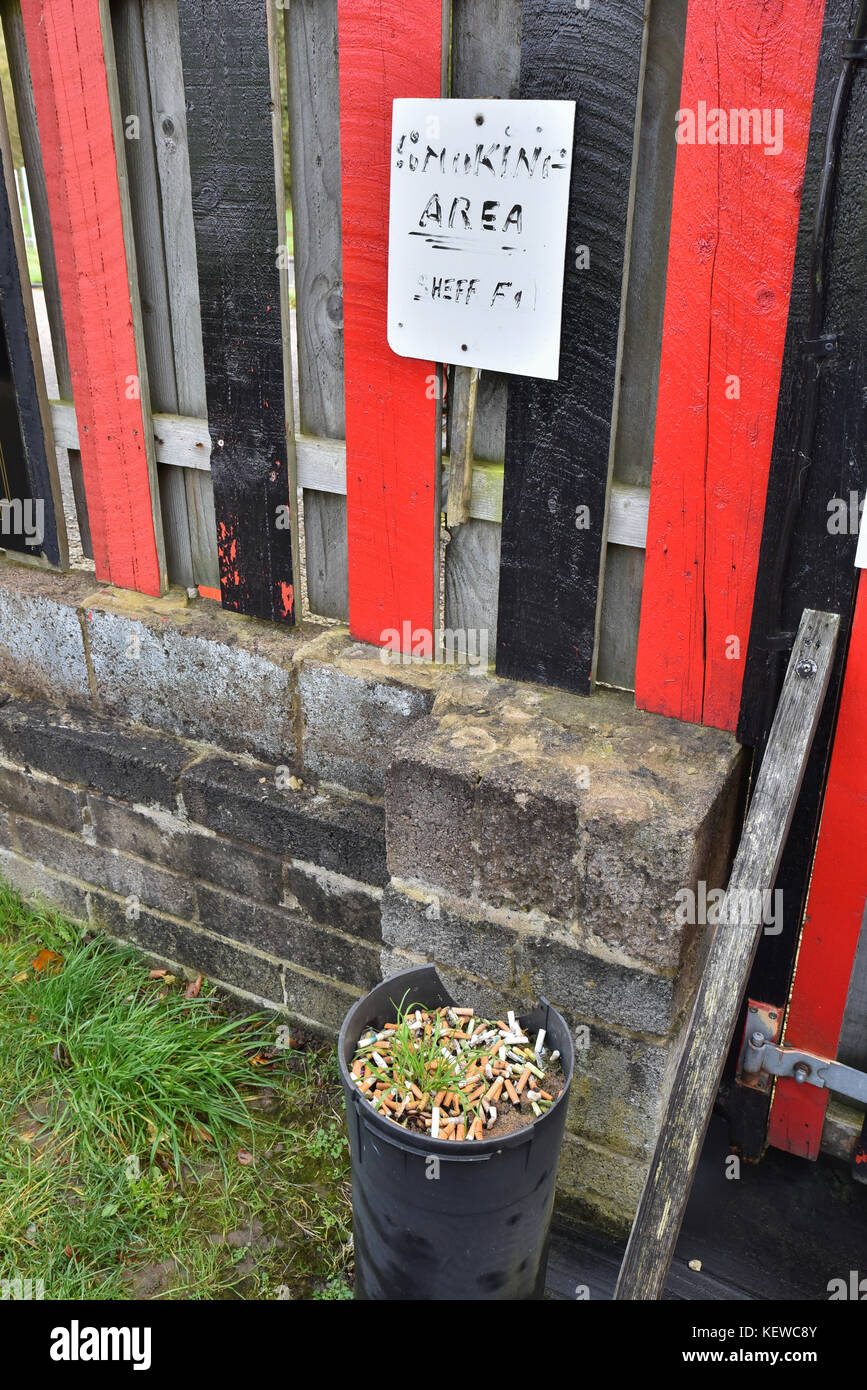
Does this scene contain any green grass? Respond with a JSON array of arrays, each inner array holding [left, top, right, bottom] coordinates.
[[0, 885, 352, 1300]]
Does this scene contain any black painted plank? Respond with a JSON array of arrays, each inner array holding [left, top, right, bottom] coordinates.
[[495, 0, 647, 692], [0, 119, 62, 568], [727, 0, 867, 1156], [176, 0, 298, 622]]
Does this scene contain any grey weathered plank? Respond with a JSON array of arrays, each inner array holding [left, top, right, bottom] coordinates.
[[445, 0, 522, 643], [0, 0, 91, 559], [285, 0, 347, 618], [446, 366, 479, 528], [598, 0, 688, 688], [140, 0, 219, 590], [596, 545, 645, 690], [615, 609, 840, 1302], [112, 0, 194, 588]]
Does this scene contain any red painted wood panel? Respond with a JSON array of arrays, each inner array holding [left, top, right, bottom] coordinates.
[[768, 577, 867, 1159], [337, 0, 442, 649], [635, 0, 824, 729], [21, 0, 163, 595]]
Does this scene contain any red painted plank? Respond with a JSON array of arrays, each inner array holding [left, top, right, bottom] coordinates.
[[337, 0, 443, 650], [21, 0, 164, 595], [768, 577, 867, 1159], [635, 0, 824, 729]]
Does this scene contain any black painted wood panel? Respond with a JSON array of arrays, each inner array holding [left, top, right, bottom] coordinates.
[[176, 0, 298, 622], [495, 0, 647, 692]]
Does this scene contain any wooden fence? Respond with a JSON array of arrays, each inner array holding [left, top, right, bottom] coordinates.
[[0, 0, 863, 723]]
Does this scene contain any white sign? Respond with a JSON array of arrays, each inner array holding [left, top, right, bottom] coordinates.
[[856, 507, 867, 568], [387, 98, 576, 381]]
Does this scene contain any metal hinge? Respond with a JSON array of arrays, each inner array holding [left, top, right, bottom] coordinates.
[[737, 1002, 867, 1106]]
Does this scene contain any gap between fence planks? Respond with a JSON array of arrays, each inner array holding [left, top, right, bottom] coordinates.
[[635, 0, 825, 731], [20, 0, 166, 594], [337, 0, 446, 650], [768, 580, 867, 1158], [0, 0, 88, 560], [615, 608, 839, 1301], [0, 64, 66, 569]]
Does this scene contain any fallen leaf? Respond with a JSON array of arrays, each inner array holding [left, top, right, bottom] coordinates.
[[12, 970, 29, 983], [63, 1245, 75, 1259], [32, 948, 61, 974], [237, 1149, 254, 1166], [149, 969, 168, 979], [184, 974, 203, 1000]]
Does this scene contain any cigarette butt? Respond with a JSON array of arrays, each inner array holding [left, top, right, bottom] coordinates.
[[351, 1059, 363, 1078], [484, 1077, 504, 1104], [453, 1008, 474, 1017], [539, 1089, 553, 1102], [516, 1067, 531, 1093], [531, 1101, 542, 1117], [409, 1083, 424, 1100], [472, 1118, 484, 1141], [431, 1106, 440, 1139], [441, 1121, 455, 1140], [457, 1123, 466, 1141], [504, 1079, 520, 1105], [534, 1029, 546, 1054], [550, 1050, 560, 1064], [466, 1087, 485, 1105], [496, 1020, 508, 1031], [486, 1107, 497, 1129], [434, 1090, 446, 1109]]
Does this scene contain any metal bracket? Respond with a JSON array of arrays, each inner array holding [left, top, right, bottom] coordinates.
[[737, 1000, 867, 1106], [843, 36, 867, 62], [737, 1002, 782, 1093], [802, 332, 839, 357]]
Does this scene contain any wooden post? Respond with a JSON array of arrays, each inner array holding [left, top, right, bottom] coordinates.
[[634, 0, 825, 730], [768, 579, 867, 1158], [20, 0, 166, 595], [337, 0, 447, 651], [615, 609, 839, 1301]]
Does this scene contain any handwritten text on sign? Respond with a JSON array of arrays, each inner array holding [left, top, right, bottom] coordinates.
[[387, 99, 576, 381]]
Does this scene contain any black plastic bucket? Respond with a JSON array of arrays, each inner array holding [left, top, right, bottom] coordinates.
[[338, 965, 574, 1301]]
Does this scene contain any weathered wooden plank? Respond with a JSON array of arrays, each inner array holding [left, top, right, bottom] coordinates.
[[600, 0, 688, 690], [112, 0, 194, 589], [444, 1, 517, 651], [176, 0, 299, 621], [726, 0, 867, 1159], [141, 0, 219, 591], [21, 0, 165, 592], [0, 0, 91, 561], [596, 546, 645, 691], [495, 0, 649, 693], [285, 0, 347, 619], [767, 580, 867, 1158], [635, 0, 826, 729], [0, 68, 66, 568], [615, 608, 839, 1301], [48, 404, 650, 546], [337, 0, 444, 649]]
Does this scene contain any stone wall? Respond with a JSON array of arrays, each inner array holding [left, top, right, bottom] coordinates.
[[0, 559, 745, 1231]]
